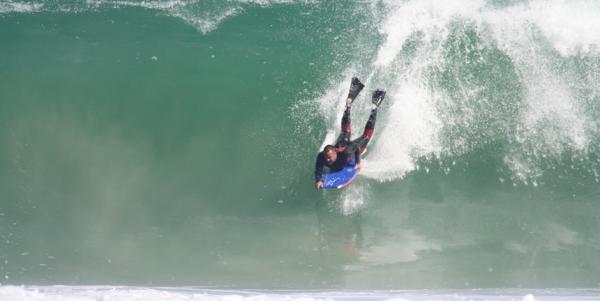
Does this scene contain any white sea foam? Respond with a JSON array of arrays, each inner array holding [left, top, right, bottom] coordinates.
[[527, 0, 600, 56], [105, 0, 243, 34], [0, 2, 43, 13], [110, 0, 187, 10], [316, 75, 357, 151], [362, 81, 442, 181], [374, 0, 485, 68], [340, 183, 368, 215], [169, 7, 242, 34], [0, 286, 598, 301], [483, 1, 595, 182]]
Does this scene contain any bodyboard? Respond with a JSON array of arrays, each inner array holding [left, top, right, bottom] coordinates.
[[321, 160, 358, 190]]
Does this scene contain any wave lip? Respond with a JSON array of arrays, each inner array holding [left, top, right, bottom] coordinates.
[[0, 0, 303, 33]]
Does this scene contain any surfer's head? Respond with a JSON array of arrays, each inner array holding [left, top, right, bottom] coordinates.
[[323, 145, 337, 164]]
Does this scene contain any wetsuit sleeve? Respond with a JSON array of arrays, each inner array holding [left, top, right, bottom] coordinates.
[[354, 146, 360, 164], [315, 153, 325, 182]]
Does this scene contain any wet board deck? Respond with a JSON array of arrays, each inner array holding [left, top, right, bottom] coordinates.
[[322, 161, 358, 189]]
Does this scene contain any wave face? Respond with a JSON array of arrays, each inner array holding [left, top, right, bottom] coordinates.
[[1, 0, 600, 289]]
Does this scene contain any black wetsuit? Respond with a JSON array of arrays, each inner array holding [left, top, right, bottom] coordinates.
[[314, 107, 377, 183], [314, 144, 360, 183]]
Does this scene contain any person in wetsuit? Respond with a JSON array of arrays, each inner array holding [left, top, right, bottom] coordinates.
[[314, 77, 386, 190]]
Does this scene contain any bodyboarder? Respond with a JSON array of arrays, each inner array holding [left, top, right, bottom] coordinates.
[[314, 77, 386, 190]]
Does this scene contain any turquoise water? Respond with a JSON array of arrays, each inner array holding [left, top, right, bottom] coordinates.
[[1, 0, 600, 290]]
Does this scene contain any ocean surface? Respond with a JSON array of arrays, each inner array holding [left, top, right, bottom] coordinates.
[[1, 0, 600, 300]]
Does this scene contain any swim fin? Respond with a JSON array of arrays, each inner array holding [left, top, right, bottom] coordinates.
[[372, 89, 386, 108], [347, 77, 365, 101]]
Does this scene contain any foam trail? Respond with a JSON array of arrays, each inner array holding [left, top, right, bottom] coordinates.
[[340, 183, 368, 215], [316, 78, 352, 151]]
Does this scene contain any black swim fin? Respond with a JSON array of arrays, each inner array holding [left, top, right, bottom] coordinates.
[[347, 77, 365, 101], [372, 89, 386, 108]]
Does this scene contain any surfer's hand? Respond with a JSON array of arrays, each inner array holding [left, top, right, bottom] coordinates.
[[355, 163, 362, 171], [315, 180, 323, 190]]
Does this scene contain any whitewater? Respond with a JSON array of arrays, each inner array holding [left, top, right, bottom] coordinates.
[[2, 286, 600, 301]]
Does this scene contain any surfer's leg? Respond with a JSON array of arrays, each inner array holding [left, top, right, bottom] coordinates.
[[336, 78, 364, 146], [353, 109, 377, 154], [353, 89, 386, 153], [335, 107, 352, 146]]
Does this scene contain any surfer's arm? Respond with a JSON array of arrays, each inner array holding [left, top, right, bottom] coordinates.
[[353, 146, 362, 171], [314, 155, 325, 190], [315, 154, 325, 183]]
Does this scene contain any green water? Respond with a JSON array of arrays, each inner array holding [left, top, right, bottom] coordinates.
[[1, 0, 600, 289]]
